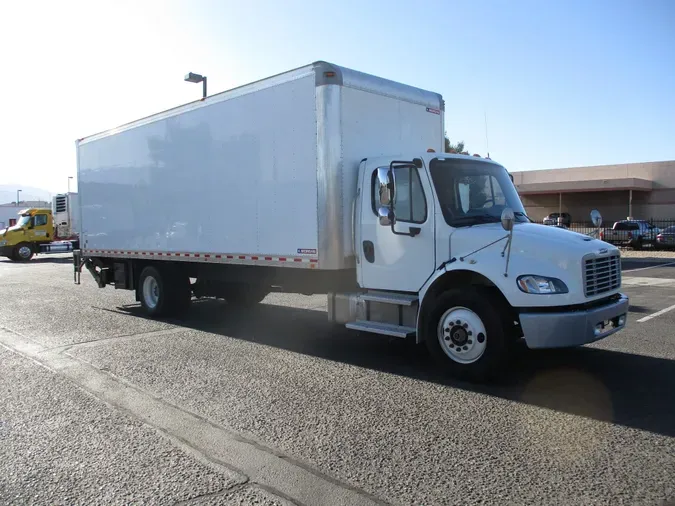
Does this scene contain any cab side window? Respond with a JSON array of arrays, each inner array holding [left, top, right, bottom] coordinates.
[[34, 215, 48, 227], [371, 167, 427, 223]]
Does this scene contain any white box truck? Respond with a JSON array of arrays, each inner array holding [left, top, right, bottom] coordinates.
[[74, 61, 628, 381]]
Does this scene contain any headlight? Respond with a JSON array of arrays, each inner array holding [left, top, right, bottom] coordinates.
[[0, 240, 7, 246], [517, 275, 568, 294]]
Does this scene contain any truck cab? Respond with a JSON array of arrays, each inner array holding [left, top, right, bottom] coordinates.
[[0, 208, 54, 260], [335, 152, 628, 380]]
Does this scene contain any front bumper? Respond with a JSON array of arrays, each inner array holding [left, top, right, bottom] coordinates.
[[519, 294, 629, 349], [0, 245, 13, 257]]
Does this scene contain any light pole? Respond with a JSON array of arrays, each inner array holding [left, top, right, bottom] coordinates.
[[68, 176, 73, 193], [16, 189, 21, 206], [184, 72, 207, 99]]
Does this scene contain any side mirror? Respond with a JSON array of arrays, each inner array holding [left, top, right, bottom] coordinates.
[[376, 167, 393, 206], [590, 209, 602, 228], [508, 172, 514, 183], [378, 207, 393, 226], [501, 208, 515, 232]]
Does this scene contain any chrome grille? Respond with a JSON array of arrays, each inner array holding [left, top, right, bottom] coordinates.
[[584, 253, 621, 297]]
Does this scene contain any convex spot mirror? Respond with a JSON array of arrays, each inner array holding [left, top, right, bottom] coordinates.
[[590, 209, 602, 228], [501, 208, 515, 232]]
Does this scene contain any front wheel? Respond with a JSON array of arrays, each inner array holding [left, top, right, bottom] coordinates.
[[423, 288, 510, 382], [13, 243, 34, 262]]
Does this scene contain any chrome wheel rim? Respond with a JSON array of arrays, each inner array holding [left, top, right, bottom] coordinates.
[[142, 276, 160, 309], [437, 306, 487, 364], [18, 246, 31, 259]]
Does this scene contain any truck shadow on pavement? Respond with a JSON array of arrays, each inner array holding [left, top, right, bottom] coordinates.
[[116, 299, 675, 439]]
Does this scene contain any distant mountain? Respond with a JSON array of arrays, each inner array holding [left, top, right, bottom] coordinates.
[[0, 184, 52, 205]]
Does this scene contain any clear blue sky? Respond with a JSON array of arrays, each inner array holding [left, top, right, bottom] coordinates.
[[0, 0, 673, 194]]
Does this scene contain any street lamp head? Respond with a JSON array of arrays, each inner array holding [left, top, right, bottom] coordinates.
[[184, 72, 205, 83]]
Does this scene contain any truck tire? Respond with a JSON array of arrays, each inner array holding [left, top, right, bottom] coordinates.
[[13, 243, 34, 262], [423, 288, 510, 382], [631, 237, 643, 250], [138, 265, 191, 317], [224, 284, 269, 307]]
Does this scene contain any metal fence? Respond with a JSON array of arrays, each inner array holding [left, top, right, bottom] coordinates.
[[534, 219, 675, 244]]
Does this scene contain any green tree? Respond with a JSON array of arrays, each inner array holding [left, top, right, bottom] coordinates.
[[444, 135, 468, 155]]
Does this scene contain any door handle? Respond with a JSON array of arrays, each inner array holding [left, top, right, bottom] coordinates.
[[362, 241, 375, 263]]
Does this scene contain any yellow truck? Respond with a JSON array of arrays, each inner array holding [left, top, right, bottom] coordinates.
[[0, 193, 79, 261]]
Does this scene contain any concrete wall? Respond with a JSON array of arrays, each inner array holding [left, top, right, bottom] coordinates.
[[513, 160, 675, 222]]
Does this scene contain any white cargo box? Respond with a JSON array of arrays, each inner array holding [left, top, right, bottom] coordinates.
[[77, 61, 444, 270]]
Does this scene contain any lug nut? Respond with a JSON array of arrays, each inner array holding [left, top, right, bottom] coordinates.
[[444, 336, 450, 341], [456, 320, 461, 325], [463, 323, 468, 328], [467, 340, 472, 344]]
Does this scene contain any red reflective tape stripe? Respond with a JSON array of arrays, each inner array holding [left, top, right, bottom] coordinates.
[[204, 254, 211, 258], [264, 257, 272, 261], [251, 256, 258, 260], [158, 253, 163, 256], [278, 257, 287, 262], [293, 258, 302, 262], [310, 259, 318, 263], [215, 255, 222, 259], [183, 253, 189, 257], [238, 255, 246, 259], [227, 255, 234, 259], [194, 254, 200, 257]]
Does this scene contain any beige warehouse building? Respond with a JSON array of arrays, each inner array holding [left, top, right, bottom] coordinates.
[[511, 160, 675, 223]]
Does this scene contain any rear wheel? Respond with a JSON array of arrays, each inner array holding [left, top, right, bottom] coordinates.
[[13, 243, 34, 262], [138, 265, 191, 317], [423, 288, 511, 382]]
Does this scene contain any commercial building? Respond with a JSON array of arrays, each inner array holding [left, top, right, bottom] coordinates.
[[511, 160, 675, 223]]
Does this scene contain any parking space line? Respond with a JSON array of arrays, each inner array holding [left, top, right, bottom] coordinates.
[[636, 303, 675, 323], [621, 276, 675, 287], [623, 261, 675, 273]]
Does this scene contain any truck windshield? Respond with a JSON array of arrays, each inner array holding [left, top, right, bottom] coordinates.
[[17, 215, 31, 227], [429, 158, 528, 228]]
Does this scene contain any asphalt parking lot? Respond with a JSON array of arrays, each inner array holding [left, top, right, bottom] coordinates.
[[1, 255, 674, 505]]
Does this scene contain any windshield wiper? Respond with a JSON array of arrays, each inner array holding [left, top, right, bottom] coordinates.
[[514, 211, 532, 222], [448, 215, 501, 227]]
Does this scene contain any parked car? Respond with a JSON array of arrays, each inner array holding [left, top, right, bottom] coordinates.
[[600, 220, 659, 249], [656, 226, 675, 249], [543, 212, 571, 227]]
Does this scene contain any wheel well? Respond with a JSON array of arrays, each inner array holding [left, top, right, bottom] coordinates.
[[417, 270, 517, 343]]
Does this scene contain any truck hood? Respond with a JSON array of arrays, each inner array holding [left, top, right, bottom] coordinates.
[[0, 224, 23, 237], [449, 222, 619, 306], [451, 222, 613, 258]]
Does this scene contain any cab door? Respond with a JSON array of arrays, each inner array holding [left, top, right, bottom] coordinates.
[[358, 162, 436, 292], [30, 213, 52, 242]]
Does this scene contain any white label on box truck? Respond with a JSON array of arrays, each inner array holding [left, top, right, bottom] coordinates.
[[297, 248, 318, 255], [426, 107, 441, 115]]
